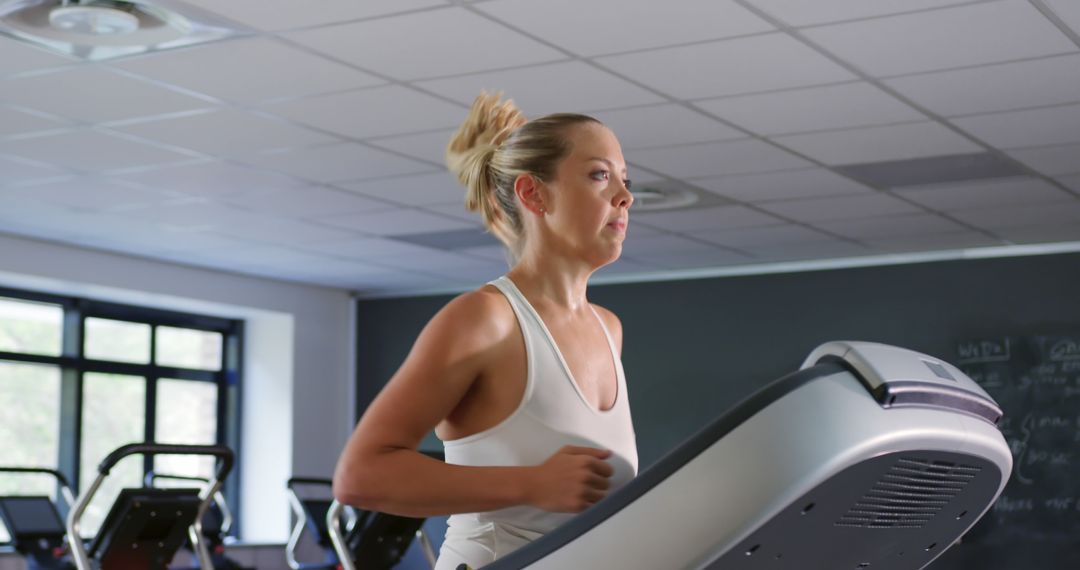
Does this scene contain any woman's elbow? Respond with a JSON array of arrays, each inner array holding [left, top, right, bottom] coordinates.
[[332, 462, 381, 509]]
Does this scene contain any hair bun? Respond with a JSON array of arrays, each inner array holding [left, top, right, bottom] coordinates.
[[445, 91, 527, 180]]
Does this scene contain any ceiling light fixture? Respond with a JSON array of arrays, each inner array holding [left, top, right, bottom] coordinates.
[[48, 2, 139, 35]]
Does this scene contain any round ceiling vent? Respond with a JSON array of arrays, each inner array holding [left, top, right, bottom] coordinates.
[[0, 0, 246, 61], [630, 184, 700, 211]]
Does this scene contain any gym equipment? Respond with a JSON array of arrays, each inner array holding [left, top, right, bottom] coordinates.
[[285, 477, 343, 570], [473, 341, 1012, 570], [302, 451, 443, 570], [0, 467, 76, 570], [65, 443, 234, 570], [144, 470, 246, 569]]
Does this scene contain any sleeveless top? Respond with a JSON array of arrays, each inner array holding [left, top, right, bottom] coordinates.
[[434, 276, 638, 569]]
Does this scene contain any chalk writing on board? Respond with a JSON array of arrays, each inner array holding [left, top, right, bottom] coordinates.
[[957, 338, 1010, 364]]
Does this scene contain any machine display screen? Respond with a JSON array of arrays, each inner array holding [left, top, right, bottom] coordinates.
[[0, 497, 65, 535]]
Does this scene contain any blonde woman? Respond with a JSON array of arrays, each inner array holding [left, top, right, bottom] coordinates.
[[333, 92, 637, 569]]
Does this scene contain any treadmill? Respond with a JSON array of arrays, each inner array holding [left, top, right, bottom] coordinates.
[[477, 341, 1012, 570]]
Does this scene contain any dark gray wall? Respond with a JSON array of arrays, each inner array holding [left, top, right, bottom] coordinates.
[[355, 251, 1080, 568]]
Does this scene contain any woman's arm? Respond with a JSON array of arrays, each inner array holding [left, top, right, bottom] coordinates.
[[333, 289, 613, 517]]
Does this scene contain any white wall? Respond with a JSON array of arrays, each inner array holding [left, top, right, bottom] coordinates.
[[0, 233, 356, 543]]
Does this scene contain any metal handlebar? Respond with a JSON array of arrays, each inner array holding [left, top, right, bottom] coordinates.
[[66, 443, 235, 570], [0, 466, 76, 509]]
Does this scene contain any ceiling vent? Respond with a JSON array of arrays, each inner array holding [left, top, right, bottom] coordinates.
[[0, 0, 248, 61], [629, 179, 728, 212]]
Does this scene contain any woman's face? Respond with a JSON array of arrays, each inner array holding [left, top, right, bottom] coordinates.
[[542, 122, 634, 267]]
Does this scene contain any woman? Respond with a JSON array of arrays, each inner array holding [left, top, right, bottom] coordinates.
[[333, 92, 637, 569]]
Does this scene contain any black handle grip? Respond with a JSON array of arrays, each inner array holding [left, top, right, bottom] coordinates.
[[98, 443, 234, 482], [145, 470, 212, 486], [0, 466, 71, 489], [287, 477, 333, 489]]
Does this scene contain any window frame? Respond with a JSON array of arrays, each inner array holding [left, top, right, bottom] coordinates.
[[0, 285, 243, 537]]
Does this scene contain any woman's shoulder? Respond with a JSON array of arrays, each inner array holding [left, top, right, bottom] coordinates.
[[589, 303, 623, 351], [428, 284, 517, 341]]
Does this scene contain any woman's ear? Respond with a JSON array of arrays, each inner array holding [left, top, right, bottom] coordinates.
[[514, 173, 546, 216]]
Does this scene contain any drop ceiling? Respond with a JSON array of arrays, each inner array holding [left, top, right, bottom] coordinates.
[[1, 0, 1079, 296]]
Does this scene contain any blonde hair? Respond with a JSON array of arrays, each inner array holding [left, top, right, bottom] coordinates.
[[446, 92, 600, 258]]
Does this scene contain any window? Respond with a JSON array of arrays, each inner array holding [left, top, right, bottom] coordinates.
[[0, 288, 242, 540]]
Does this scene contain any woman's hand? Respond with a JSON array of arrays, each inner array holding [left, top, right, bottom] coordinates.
[[525, 446, 615, 513]]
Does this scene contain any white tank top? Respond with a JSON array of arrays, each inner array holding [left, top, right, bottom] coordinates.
[[435, 276, 638, 569]]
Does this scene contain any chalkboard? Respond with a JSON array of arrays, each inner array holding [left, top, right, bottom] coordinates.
[[931, 335, 1080, 568]]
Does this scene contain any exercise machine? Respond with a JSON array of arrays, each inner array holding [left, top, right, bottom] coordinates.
[[477, 342, 1012, 570], [144, 470, 246, 569], [0, 467, 76, 570], [65, 443, 234, 570]]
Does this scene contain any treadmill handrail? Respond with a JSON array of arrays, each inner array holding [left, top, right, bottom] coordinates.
[[0, 466, 76, 510], [66, 443, 235, 570]]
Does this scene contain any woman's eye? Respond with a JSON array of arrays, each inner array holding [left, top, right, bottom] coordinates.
[[623, 178, 632, 190], [591, 170, 610, 181]]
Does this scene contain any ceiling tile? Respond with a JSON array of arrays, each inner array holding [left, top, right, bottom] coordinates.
[[266, 85, 465, 140], [772, 122, 983, 165], [949, 201, 1080, 229], [0, 129, 200, 172], [316, 208, 474, 236], [631, 139, 813, 179], [110, 37, 385, 104], [285, 7, 565, 81], [696, 82, 926, 136], [594, 257, 661, 278], [696, 168, 874, 202], [1, 67, 214, 123], [1008, 144, 1080, 176], [176, 0, 446, 32], [742, 240, 870, 261], [0, 106, 70, 137], [115, 200, 259, 231], [111, 108, 337, 157], [589, 104, 745, 149], [216, 215, 359, 245], [863, 231, 1002, 252], [0, 154, 64, 185], [745, 0, 981, 27], [995, 223, 1080, 244], [757, 193, 922, 222], [295, 237, 447, 260], [112, 160, 308, 199], [10, 177, 178, 212], [885, 54, 1080, 117], [115, 108, 334, 157], [476, 0, 774, 56], [691, 224, 837, 248], [896, 177, 1076, 210], [0, 36, 74, 77], [619, 234, 718, 257], [237, 143, 436, 183], [596, 33, 856, 100], [420, 202, 485, 225], [1059, 174, 1080, 192], [414, 61, 664, 116], [952, 103, 1080, 149], [629, 248, 750, 270], [817, 213, 967, 240], [634, 205, 784, 232], [1044, 0, 1080, 35], [223, 185, 396, 218], [803, 1, 1076, 77], [338, 171, 462, 207], [367, 129, 456, 165]]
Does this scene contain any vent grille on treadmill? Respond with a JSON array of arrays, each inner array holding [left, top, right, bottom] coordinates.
[[835, 457, 981, 529]]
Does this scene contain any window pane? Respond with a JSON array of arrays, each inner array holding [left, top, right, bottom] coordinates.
[[80, 373, 145, 538], [84, 317, 151, 364], [0, 297, 62, 356], [0, 361, 61, 543], [156, 327, 223, 371], [154, 379, 218, 480]]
